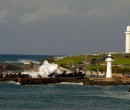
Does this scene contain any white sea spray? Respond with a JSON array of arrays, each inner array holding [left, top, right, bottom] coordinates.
[[22, 60, 61, 78]]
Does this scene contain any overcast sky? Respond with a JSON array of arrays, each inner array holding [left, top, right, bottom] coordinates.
[[0, 0, 130, 55]]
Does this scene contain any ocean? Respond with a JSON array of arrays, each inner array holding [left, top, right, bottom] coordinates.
[[0, 54, 55, 64], [0, 54, 130, 110], [0, 83, 130, 110]]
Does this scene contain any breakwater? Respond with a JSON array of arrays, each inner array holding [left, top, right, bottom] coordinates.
[[18, 77, 130, 85], [1, 76, 130, 86]]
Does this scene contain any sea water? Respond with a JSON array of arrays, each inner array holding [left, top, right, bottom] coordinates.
[[0, 54, 55, 64], [0, 54, 130, 110], [0, 83, 130, 110]]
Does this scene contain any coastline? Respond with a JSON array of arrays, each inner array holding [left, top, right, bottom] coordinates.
[[1, 76, 130, 86], [0, 53, 130, 86]]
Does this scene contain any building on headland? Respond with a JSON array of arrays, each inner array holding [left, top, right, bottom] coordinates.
[[125, 26, 130, 53], [105, 53, 113, 78]]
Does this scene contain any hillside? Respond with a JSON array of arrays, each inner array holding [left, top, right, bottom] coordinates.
[[55, 53, 130, 75]]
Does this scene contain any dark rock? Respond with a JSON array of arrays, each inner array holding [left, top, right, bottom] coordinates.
[[128, 88, 130, 92]]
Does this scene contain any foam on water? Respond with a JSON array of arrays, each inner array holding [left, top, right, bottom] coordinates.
[[4, 81, 20, 85], [59, 82, 84, 85], [18, 59, 40, 64], [6, 59, 40, 64]]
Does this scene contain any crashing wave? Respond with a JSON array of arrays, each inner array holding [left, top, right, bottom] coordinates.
[[21, 60, 61, 78]]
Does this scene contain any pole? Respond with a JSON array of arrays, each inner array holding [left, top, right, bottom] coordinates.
[[3, 66, 6, 77]]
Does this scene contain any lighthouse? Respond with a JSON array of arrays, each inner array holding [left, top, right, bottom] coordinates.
[[105, 53, 113, 78], [125, 26, 130, 53]]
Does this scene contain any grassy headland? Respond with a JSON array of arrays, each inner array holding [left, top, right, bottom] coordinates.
[[55, 53, 130, 75]]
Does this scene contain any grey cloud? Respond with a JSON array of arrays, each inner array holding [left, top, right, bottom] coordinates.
[[0, 0, 130, 55], [0, 0, 130, 23]]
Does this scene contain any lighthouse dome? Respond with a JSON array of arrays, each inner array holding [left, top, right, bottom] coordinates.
[[106, 53, 113, 58], [105, 53, 113, 62]]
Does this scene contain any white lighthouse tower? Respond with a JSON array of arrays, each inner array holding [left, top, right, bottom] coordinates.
[[125, 26, 130, 53], [105, 53, 113, 78]]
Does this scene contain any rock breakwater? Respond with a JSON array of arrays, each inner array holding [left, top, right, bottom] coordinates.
[[1, 77, 130, 86]]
